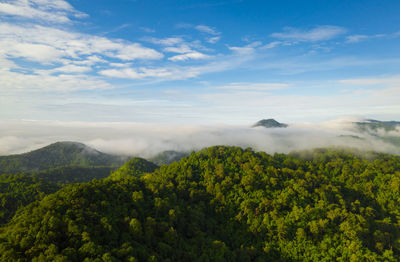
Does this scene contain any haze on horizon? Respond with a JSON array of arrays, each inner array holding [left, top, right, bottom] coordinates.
[[0, 0, 400, 153]]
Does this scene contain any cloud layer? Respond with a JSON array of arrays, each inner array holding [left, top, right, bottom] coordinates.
[[0, 0, 87, 23], [0, 119, 399, 158]]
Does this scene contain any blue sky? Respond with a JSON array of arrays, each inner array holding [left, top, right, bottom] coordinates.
[[1, 0, 400, 124]]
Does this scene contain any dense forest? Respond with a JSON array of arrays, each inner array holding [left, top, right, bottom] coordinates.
[[0, 174, 60, 225], [33, 166, 116, 185], [0, 146, 400, 261], [0, 142, 126, 174]]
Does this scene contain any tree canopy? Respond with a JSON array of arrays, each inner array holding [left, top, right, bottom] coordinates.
[[1, 146, 400, 261]]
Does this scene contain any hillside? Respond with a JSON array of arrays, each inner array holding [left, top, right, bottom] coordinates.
[[0, 142, 127, 174], [108, 157, 159, 180], [252, 119, 288, 128], [353, 119, 400, 148], [355, 119, 400, 132], [0, 174, 60, 225], [148, 150, 189, 166], [32, 166, 116, 185], [1, 146, 400, 261]]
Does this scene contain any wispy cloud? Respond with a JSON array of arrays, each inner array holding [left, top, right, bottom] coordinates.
[[345, 34, 386, 43], [195, 25, 220, 35], [344, 31, 400, 43], [339, 75, 400, 87], [271, 25, 346, 42], [0, 23, 163, 65], [0, 69, 114, 92], [0, 21, 165, 91], [261, 41, 282, 49], [99, 67, 173, 79], [213, 82, 289, 91], [168, 51, 210, 61], [228, 41, 261, 55], [207, 36, 221, 44], [144, 37, 184, 46], [140, 26, 156, 33], [0, 0, 87, 23], [163, 45, 192, 53], [145, 36, 213, 61], [96, 46, 257, 81]]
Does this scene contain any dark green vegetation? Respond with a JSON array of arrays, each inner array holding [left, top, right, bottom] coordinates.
[[0, 174, 60, 225], [354, 119, 400, 148], [1, 146, 400, 261], [252, 119, 288, 128], [149, 150, 188, 166], [0, 157, 153, 226], [355, 119, 400, 133], [0, 142, 127, 174], [108, 158, 159, 180], [33, 166, 116, 185]]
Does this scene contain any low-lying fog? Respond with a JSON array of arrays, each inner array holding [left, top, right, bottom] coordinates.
[[0, 117, 399, 157]]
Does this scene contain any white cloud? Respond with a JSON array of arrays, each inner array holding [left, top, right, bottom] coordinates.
[[207, 36, 221, 44], [145, 37, 184, 46], [140, 27, 155, 33], [195, 25, 220, 35], [111, 43, 163, 60], [6, 42, 63, 63], [0, 0, 87, 23], [346, 34, 386, 43], [271, 25, 346, 42], [228, 42, 261, 55], [99, 67, 173, 79], [261, 41, 282, 49], [163, 45, 192, 53], [345, 35, 370, 43], [0, 119, 399, 157], [52, 64, 92, 73], [0, 23, 163, 65], [339, 75, 400, 86], [0, 68, 114, 91], [214, 82, 289, 91], [168, 51, 210, 61], [0, 18, 168, 93]]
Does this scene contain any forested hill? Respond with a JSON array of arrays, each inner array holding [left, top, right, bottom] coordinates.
[[32, 166, 116, 185], [148, 150, 189, 166], [0, 157, 158, 226], [108, 157, 159, 180], [0, 142, 127, 174], [0, 174, 60, 225], [1, 146, 400, 261], [252, 119, 288, 128], [355, 119, 400, 132]]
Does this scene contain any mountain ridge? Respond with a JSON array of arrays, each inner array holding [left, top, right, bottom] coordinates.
[[252, 118, 288, 128], [0, 141, 127, 174]]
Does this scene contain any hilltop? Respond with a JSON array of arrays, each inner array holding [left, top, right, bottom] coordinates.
[[0, 141, 127, 174], [355, 119, 400, 132], [252, 119, 288, 128], [1, 146, 400, 261]]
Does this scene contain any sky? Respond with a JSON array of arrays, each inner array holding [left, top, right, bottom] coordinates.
[[0, 0, 400, 125]]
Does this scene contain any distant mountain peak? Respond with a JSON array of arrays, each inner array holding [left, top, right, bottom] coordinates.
[[38, 141, 102, 156], [0, 141, 127, 174], [252, 119, 288, 128], [363, 119, 400, 125]]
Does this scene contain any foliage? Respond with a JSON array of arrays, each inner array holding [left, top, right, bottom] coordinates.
[[108, 158, 159, 180], [33, 166, 115, 185], [0, 174, 60, 225], [355, 119, 400, 133], [0, 142, 126, 174], [148, 151, 188, 166], [1, 146, 400, 261]]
